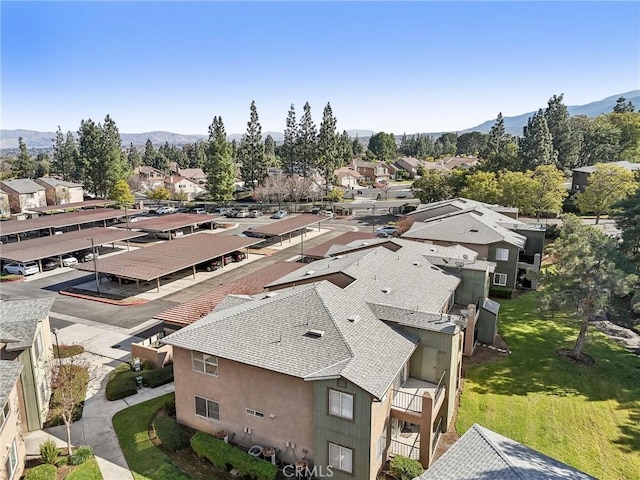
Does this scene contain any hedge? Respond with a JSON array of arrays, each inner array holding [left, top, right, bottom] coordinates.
[[142, 364, 174, 388], [106, 363, 174, 400], [25, 464, 57, 480], [489, 287, 514, 299], [390, 455, 424, 480], [153, 415, 188, 452], [190, 431, 277, 480]]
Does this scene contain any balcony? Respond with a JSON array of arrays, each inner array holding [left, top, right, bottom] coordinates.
[[388, 417, 444, 466], [391, 371, 446, 414]]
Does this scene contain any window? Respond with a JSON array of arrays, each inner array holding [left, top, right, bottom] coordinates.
[[34, 331, 43, 361], [192, 351, 218, 376], [195, 396, 219, 421], [245, 408, 265, 419], [495, 248, 509, 262], [1, 401, 9, 430], [377, 426, 387, 459], [494, 273, 507, 286], [5, 439, 17, 479], [329, 390, 353, 420], [329, 443, 353, 473]]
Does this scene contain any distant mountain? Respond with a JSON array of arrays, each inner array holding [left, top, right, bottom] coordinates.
[[457, 90, 640, 136]]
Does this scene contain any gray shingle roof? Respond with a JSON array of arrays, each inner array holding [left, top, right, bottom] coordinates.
[[403, 212, 526, 249], [367, 304, 460, 333], [0, 360, 23, 408], [162, 282, 417, 399], [415, 423, 597, 480], [0, 298, 54, 351], [267, 247, 461, 315], [1, 178, 45, 194], [572, 161, 640, 174], [36, 177, 83, 188]]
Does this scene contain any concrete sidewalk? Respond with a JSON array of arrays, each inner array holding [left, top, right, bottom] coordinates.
[[25, 321, 174, 480]]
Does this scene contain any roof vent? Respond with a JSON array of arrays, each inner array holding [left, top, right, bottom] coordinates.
[[470, 228, 479, 233], [347, 315, 360, 323], [360, 242, 369, 246], [429, 247, 437, 252], [305, 270, 316, 275], [382, 287, 392, 293], [334, 255, 344, 260], [265, 292, 279, 298], [307, 329, 325, 338], [412, 261, 419, 266]]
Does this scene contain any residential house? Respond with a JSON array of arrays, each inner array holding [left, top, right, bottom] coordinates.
[[0, 298, 55, 432], [163, 246, 498, 477], [571, 161, 640, 192], [334, 167, 363, 189], [439, 156, 479, 170], [133, 166, 167, 191], [353, 160, 391, 183], [415, 423, 596, 480], [402, 206, 544, 290], [0, 188, 10, 219], [164, 175, 205, 201], [406, 198, 519, 223], [395, 157, 442, 178], [35, 177, 84, 206], [0, 179, 47, 214], [0, 361, 25, 480], [179, 168, 207, 186]]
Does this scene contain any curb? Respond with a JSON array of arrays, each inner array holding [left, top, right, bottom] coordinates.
[[59, 290, 149, 306]]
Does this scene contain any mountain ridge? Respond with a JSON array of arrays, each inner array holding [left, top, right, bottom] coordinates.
[[2, 91, 637, 150]]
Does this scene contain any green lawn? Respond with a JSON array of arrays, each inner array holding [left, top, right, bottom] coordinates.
[[457, 292, 640, 480], [112, 393, 190, 480], [64, 458, 103, 480]]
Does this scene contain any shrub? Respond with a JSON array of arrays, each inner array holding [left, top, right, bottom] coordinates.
[[163, 396, 176, 417], [141, 364, 174, 388], [54, 344, 85, 359], [489, 287, 514, 299], [106, 362, 138, 401], [153, 415, 188, 452], [68, 445, 93, 466], [64, 458, 102, 480], [390, 455, 424, 480], [25, 464, 57, 480], [39, 440, 62, 466], [191, 431, 277, 480]]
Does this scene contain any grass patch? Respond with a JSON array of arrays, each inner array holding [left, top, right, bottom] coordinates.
[[64, 458, 103, 480], [0, 273, 24, 281], [106, 363, 174, 401], [457, 291, 640, 480], [45, 365, 89, 427], [54, 344, 85, 359], [113, 393, 191, 480]]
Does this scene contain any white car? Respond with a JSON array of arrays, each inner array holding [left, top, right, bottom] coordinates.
[[376, 226, 399, 237], [235, 210, 250, 218], [61, 255, 79, 267], [3, 262, 40, 276], [156, 206, 174, 215], [271, 210, 288, 219], [249, 210, 263, 218]]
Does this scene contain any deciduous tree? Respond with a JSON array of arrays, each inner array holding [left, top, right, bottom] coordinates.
[[538, 215, 636, 359], [147, 186, 170, 204], [527, 165, 567, 220], [411, 170, 454, 203], [460, 171, 502, 204], [575, 163, 637, 224], [108, 179, 135, 205]]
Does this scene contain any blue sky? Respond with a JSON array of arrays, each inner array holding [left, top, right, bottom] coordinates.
[[2, 1, 639, 136]]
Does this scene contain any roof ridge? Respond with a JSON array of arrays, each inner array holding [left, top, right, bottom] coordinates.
[[473, 424, 524, 479], [313, 283, 355, 359]]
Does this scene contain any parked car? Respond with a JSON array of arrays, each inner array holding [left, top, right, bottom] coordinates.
[[225, 209, 240, 218], [222, 254, 234, 265], [198, 258, 223, 272], [249, 210, 262, 218], [156, 206, 175, 215], [213, 207, 232, 215], [74, 250, 95, 263], [311, 207, 321, 215], [194, 208, 207, 215], [242, 228, 266, 239], [235, 210, 250, 218], [4, 262, 40, 276], [375, 226, 398, 237], [271, 210, 288, 219], [323, 210, 334, 218], [231, 251, 246, 262], [61, 255, 78, 267], [41, 258, 60, 271]]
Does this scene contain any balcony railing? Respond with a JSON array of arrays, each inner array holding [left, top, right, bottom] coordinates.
[[392, 389, 422, 413], [433, 370, 446, 404], [391, 370, 447, 414], [432, 417, 443, 454], [389, 438, 420, 461]]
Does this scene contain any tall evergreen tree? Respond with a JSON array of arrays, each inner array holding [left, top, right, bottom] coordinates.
[[317, 102, 339, 194], [282, 104, 298, 175], [264, 135, 279, 167], [339, 130, 354, 164], [11, 137, 36, 178], [352, 135, 364, 156], [544, 94, 578, 170], [239, 101, 267, 187], [127, 143, 142, 168], [51, 127, 78, 179], [296, 101, 317, 177], [480, 113, 521, 171], [205, 116, 236, 202], [143, 139, 156, 166], [367, 132, 397, 162], [519, 109, 556, 170], [613, 96, 636, 114]]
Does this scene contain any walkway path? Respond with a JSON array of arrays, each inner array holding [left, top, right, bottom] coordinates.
[[24, 319, 175, 480]]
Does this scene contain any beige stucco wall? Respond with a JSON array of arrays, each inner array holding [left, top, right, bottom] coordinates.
[[369, 387, 392, 477], [0, 380, 26, 480], [32, 317, 53, 425], [173, 347, 315, 461]]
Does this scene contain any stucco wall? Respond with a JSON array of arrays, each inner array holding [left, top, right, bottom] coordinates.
[[488, 241, 518, 290], [172, 347, 315, 462], [0, 379, 26, 480], [369, 387, 392, 478]]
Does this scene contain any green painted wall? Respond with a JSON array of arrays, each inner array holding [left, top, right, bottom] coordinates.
[[478, 309, 498, 344], [313, 379, 373, 479], [488, 241, 519, 290], [18, 349, 41, 431], [517, 228, 545, 257], [447, 268, 487, 306]]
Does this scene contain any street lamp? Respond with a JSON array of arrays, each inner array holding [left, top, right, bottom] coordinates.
[[372, 203, 377, 233], [88, 237, 100, 295], [52, 328, 61, 365]]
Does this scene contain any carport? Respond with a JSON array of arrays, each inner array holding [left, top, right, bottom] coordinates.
[[25, 199, 117, 213], [0, 208, 131, 242], [249, 214, 330, 245], [114, 213, 221, 239], [0, 227, 146, 272], [73, 233, 262, 292]]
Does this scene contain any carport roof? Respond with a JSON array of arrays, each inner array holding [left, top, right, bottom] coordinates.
[[73, 233, 262, 281], [0, 208, 127, 236], [26, 200, 116, 213], [115, 213, 221, 232], [249, 214, 329, 237], [0, 227, 146, 262]]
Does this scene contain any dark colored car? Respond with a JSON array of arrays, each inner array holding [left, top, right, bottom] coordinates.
[[198, 258, 223, 272], [242, 228, 266, 239], [231, 251, 246, 262], [41, 258, 60, 271]]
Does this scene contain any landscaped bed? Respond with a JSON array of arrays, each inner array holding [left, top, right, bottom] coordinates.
[[106, 362, 174, 400], [457, 291, 640, 480]]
